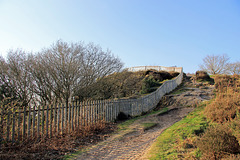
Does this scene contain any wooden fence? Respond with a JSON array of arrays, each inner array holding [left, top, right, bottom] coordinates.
[[0, 67, 183, 143], [127, 66, 182, 73]]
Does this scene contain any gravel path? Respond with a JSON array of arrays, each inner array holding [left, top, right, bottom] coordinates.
[[73, 85, 214, 160]]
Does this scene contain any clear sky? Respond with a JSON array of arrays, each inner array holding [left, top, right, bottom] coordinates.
[[0, 0, 240, 73]]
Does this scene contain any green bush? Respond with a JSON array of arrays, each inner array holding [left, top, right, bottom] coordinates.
[[140, 75, 161, 94]]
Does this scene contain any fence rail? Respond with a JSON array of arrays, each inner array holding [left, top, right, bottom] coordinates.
[[0, 66, 183, 143]]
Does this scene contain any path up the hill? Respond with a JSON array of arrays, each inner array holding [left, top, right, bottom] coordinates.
[[72, 78, 214, 160]]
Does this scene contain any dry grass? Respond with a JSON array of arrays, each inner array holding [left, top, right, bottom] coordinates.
[[204, 75, 240, 123], [0, 122, 116, 160], [214, 74, 240, 92], [196, 124, 240, 160], [197, 74, 240, 159], [204, 89, 240, 123]]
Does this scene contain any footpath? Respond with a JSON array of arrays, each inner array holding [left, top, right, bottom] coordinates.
[[70, 77, 214, 160]]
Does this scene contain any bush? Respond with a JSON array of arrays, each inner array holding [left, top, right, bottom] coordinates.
[[214, 74, 240, 92], [196, 71, 210, 81], [196, 124, 240, 159], [229, 118, 240, 144], [141, 75, 161, 94], [144, 70, 176, 81], [169, 71, 179, 78], [222, 154, 240, 160], [204, 89, 240, 123]]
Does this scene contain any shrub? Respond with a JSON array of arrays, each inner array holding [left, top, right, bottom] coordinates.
[[196, 71, 211, 81], [229, 118, 240, 144], [222, 154, 240, 160], [169, 71, 179, 78], [204, 89, 240, 123], [141, 75, 161, 94], [196, 124, 240, 160], [144, 70, 175, 81], [214, 74, 240, 92]]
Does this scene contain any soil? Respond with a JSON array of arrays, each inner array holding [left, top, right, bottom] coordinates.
[[72, 76, 215, 160]]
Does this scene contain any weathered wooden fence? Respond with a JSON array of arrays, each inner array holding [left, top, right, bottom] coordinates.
[[0, 66, 183, 143], [127, 66, 182, 73]]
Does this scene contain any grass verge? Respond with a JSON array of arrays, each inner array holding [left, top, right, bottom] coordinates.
[[146, 102, 209, 160]]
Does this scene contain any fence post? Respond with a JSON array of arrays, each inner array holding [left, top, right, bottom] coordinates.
[[53, 104, 56, 136], [32, 105, 36, 138], [61, 104, 64, 134], [12, 111, 16, 142], [68, 103, 71, 133], [79, 101, 82, 128], [6, 112, 10, 141], [65, 103, 68, 132], [23, 107, 26, 140], [50, 104, 53, 138], [83, 101, 85, 127], [89, 100, 92, 125], [57, 104, 60, 134], [76, 101, 79, 129], [46, 105, 49, 138], [17, 107, 21, 141], [37, 105, 40, 138], [71, 103, 74, 132], [27, 105, 31, 138], [41, 105, 45, 137]]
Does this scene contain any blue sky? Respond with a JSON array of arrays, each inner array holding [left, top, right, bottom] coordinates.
[[0, 0, 240, 73]]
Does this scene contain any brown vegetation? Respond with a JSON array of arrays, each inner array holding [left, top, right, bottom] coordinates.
[[195, 70, 211, 81], [205, 75, 240, 123], [204, 90, 240, 123], [196, 74, 240, 159], [214, 74, 240, 92], [196, 124, 240, 160], [0, 122, 115, 160]]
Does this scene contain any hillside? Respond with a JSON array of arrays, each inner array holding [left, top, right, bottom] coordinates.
[[76, 69, 179, 100], [146, 74, 240, 159], [66, 73, 214, 159]]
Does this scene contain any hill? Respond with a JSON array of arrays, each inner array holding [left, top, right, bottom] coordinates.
[[76, 69, 179, 100], [146, 73, 240, 159]]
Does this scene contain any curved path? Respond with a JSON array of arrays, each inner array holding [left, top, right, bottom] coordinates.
[[73, 85, 213, 160]]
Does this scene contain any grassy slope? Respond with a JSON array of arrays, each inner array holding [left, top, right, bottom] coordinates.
[[146, 102, 209, 159]]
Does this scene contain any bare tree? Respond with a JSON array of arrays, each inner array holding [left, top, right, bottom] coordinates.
[[37, 40, 85, 105], [227, 62, 240, 75], [0, 56, 15, 100], [3, 49, 34, 107], [1, 40, 123, 106], [27, 54, 55, 105], [37, 40, 123, 104], [199, 54, 230, 75], [78, 43, 123, 89]]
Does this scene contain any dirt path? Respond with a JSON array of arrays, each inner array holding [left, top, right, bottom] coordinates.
[[72, 80, 214, 160]]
